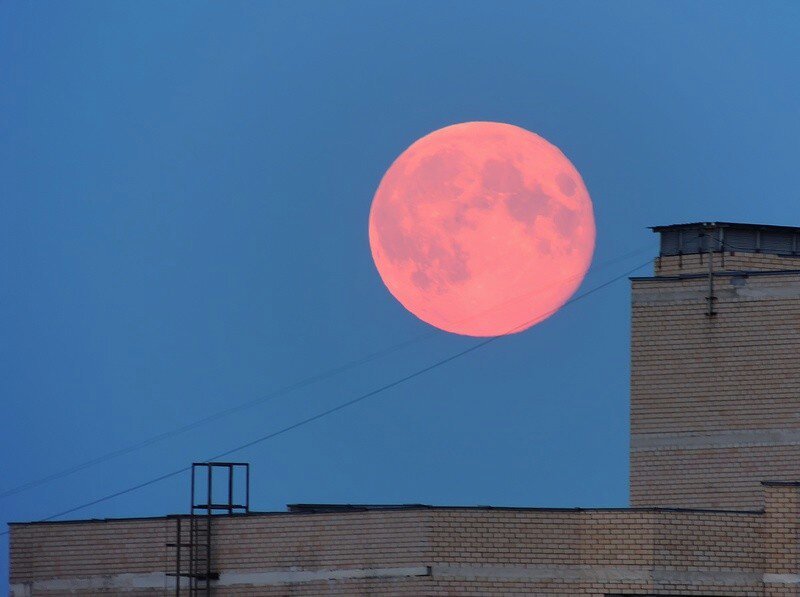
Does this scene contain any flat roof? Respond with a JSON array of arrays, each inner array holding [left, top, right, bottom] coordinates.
[[651, 221, 800, 233], [7, 503, 765, 527], [285, 503, 763, 514]]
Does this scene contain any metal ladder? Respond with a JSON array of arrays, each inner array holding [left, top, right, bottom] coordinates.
[[167, 462, 250, 595]]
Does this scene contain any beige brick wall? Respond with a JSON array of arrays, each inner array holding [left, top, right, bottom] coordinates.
[[9, 518, 171, 581], [631, 267, 800, 510], [212, 509, 430, 570], [11, 490, 795, 595]]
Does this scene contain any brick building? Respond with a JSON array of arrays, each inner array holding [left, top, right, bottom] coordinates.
[[9, 221, 800, 596]]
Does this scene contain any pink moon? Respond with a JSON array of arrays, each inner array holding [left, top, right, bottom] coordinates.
[[368, 121, 596, 337]]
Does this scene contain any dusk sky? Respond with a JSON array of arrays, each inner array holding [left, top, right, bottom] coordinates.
[[2, 1, 799, 591]]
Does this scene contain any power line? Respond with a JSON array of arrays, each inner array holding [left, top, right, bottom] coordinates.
[[0, 335, 422, 500], [0, 244, 654, 501], [1, 256, 653, 536], [207, 257, 653, 461]]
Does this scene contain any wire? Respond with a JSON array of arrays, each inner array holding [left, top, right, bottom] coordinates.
[[0, 255, 654, 536], [0, 243, 655, 501], [0, 336, 422, 500], [207, 257, 654, 460]]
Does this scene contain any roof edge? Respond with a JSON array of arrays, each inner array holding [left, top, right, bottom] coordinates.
[[7, 503, 766, 527], [650, 221, 800, 233], [630, 269, 800, 282]]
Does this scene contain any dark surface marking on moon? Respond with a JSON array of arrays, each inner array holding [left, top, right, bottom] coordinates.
[[553, 205, 579, 237], [422, 239, 471, 291], [374, 198, 472, 292], [556, 172, 577, 197], [482, 159, 524, 193], [482, 159, 556, 227], [412, 269, 432, 290], [409, 149, 466, 200], [505, 182, 552, 226], [374, 205, 414, 264]]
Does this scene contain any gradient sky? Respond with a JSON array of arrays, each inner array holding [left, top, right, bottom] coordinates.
[[2, 1, 799, 591]]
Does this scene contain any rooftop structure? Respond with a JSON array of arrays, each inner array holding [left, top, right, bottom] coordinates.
[[653, 221, 800, 257], [649, 221, 800, 277]]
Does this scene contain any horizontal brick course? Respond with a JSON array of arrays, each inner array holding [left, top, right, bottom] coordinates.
[[9, 499, 788, 595]]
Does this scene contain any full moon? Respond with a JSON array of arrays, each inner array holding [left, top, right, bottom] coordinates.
[[369, 122, 595, 337]]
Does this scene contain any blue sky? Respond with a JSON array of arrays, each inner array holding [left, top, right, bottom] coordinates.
[[2, 1, 799, 590]]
